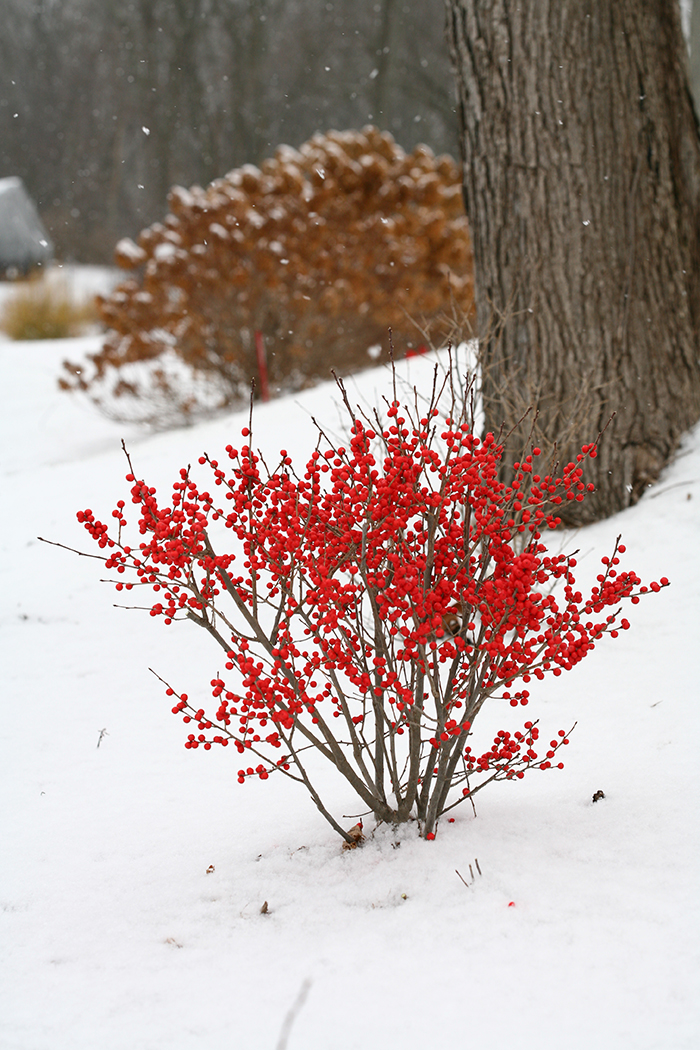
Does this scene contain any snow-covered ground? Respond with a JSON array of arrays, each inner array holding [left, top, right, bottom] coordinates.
[[1, 326, 699, 1050], [0, 263, 120, 309]]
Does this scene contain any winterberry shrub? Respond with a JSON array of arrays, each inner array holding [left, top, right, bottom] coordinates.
[[60, 126, 474, 424], [73, 369, 666, 842]]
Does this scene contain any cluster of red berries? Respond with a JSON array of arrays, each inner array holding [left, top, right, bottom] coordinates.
[[462, 722, 571, 783]]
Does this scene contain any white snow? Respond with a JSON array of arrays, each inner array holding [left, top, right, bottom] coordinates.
[[0, 263, 120, 315], [154, 241, 179, 262], [0, 175, 24, 197], [115, 238, 147, 265], [1, 328, 699, 1050]]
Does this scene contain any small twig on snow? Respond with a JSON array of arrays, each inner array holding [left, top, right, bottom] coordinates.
[[276, 977, 312, 1050]]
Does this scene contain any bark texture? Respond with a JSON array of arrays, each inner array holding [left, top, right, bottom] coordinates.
[[445, 0, 700, 523]]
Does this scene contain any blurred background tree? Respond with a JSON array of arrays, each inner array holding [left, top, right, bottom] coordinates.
[[0, 0, 459, 263]]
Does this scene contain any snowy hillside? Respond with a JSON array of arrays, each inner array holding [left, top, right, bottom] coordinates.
[[1, 330, 699, 1050]]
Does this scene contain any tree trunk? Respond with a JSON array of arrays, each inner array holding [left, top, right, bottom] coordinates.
[[690, 0, 700, 119], [445, 0, 700, 523]]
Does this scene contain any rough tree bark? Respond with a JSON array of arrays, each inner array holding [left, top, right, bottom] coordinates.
[[445, 0, 700, 523]]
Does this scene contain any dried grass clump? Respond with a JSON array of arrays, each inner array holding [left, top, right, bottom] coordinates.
[[1, 276, 98, 340], [61, 126, 474, 424]]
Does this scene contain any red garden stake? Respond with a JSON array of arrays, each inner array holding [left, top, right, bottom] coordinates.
[[68, 362, 668, 845], [254, 330, 270, 403]]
